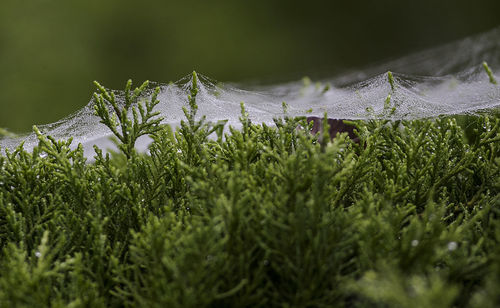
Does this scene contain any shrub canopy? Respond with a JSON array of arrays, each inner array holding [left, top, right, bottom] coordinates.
[[0, 73, 499, 307]]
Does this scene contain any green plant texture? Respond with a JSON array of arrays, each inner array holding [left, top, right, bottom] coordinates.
[[0, 72, 499, 307]]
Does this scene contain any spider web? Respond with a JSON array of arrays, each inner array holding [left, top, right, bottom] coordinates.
[[1, 27, 499, 157]]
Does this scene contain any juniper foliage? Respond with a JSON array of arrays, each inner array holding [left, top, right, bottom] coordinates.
[[0, 72, 499, 307]]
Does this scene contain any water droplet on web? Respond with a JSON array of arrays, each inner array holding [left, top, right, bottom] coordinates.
[[411, 239, 419, 247], [447, 241, 458, 251], [35, 251, 42, 258]]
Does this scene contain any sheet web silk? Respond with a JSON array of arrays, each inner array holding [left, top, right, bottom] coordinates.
[[1, 27, 499, 155]]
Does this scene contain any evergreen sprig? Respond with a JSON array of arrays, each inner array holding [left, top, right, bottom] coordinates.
[[93, 79, 163, 159]]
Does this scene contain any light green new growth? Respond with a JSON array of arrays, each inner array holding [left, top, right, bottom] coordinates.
[[382, 71, 397, 116], [483, 61, 498, 85], [388, 71, 396, 92], [93, 79, 163, 158], [321, 83, 331, 94]]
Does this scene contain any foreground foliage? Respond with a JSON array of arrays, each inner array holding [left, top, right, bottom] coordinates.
[[0, 73, 499, 307]]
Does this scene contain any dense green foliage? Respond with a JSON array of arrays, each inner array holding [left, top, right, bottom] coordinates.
[[0, 73, 499, 307]]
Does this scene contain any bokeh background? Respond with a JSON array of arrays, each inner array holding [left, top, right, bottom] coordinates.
[[1, 0, 500, 132]]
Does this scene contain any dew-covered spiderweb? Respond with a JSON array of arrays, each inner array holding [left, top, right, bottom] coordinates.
[[1, 27, 499, 157]]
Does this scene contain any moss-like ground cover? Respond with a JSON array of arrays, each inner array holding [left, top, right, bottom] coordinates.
[[0, 73, 499, 307]]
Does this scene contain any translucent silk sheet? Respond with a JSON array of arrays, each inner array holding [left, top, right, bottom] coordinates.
[[1, 27, 499, 155]]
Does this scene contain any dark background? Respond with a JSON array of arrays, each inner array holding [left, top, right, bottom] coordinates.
[[1, 0, 499, 132]]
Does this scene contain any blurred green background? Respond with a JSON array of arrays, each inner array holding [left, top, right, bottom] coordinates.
[[1, 0, 499, 132]]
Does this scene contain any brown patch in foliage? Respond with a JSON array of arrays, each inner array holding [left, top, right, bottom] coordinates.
[[306, 117, 359, 143]]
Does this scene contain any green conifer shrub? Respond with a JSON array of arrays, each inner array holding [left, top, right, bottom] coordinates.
[[0, 72, 499, 307]]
